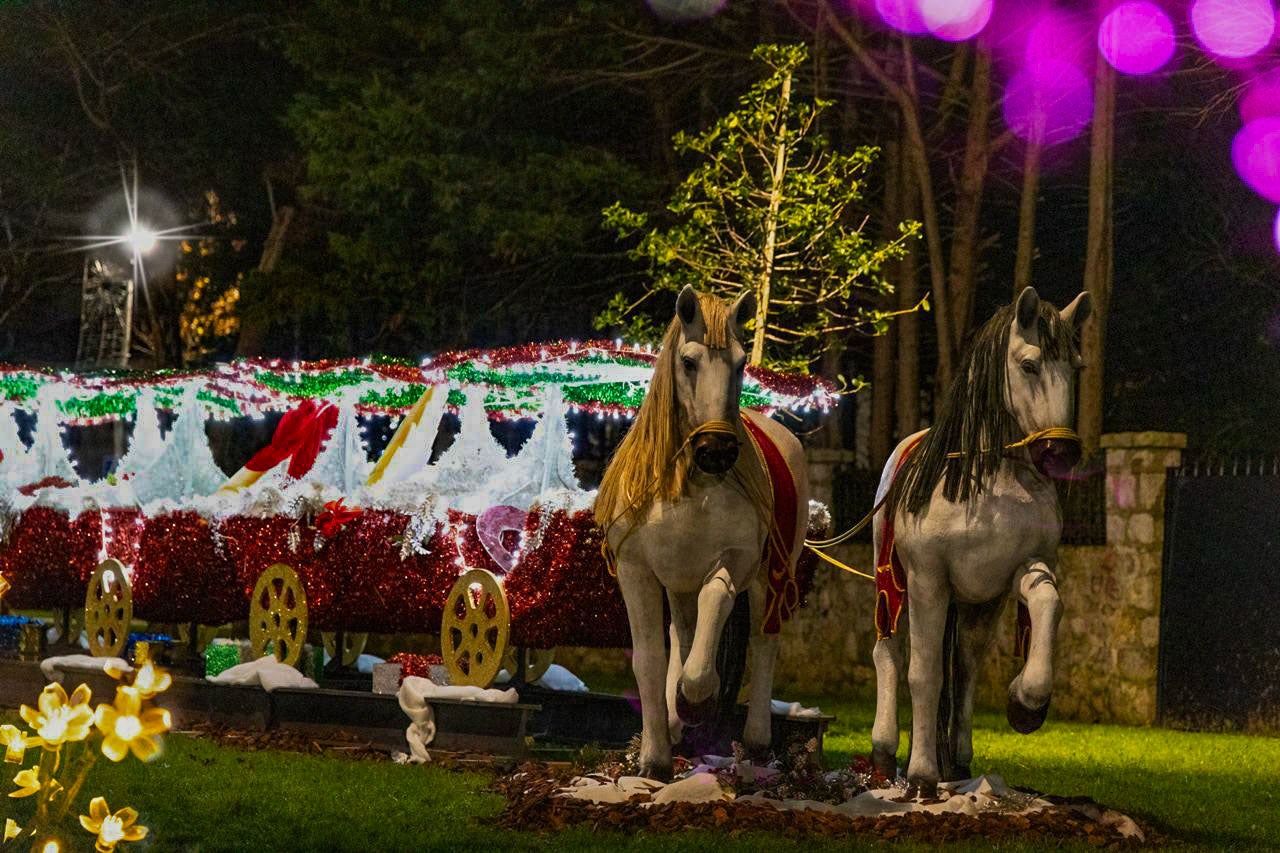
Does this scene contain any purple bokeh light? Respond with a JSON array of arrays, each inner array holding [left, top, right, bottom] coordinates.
[[1098, 2, 1176, 75], [1002, 60, 1094, 146], [1232, 118, 1280, 202], [1272, 209, 1280, 254], [922, 0, 993, 41], [1240, 69, 1280, 122], [1024, 10, 1092, 72], [1191, 0, 1275, 60], [875, 0, 928, 34], [645, 0, 728, 22]]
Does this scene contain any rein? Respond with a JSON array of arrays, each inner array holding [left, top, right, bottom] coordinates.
[[598, 418, 743, 577], [804, 426, 1081, 582]]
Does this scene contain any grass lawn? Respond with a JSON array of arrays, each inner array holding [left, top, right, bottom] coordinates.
[[3, 680, 1277, 852]]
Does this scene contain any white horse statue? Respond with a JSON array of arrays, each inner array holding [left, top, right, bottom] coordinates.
[[870, 286, 1091, 796], [596, 286, 810, 780]]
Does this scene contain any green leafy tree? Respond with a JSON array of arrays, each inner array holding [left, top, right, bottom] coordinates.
[[597, 43, 920, 372]]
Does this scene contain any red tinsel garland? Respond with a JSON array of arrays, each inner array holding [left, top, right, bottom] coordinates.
[[1, 504, 823, 648]]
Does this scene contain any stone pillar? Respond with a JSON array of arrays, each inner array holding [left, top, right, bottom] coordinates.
[[1094, 431, 1186, 723], [805, 448, 855, 508]]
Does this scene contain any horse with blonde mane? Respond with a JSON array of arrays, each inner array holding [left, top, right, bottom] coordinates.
[[596, 286, 809, 780]]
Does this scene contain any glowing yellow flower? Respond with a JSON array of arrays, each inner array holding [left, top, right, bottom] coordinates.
[[3, 818, 20, 842], [79, 797, 147, 853], [0, 724, 40, 764], [94, 687, 169, 763], [8, 767, 39, 798], [129, 662, 172, 700], [19, 683, 94, 749]]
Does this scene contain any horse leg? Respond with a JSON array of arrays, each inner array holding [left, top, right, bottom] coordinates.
[[1007, 561, 1061, 734], [666, 591, 697, 746], [871, 623, 906, 780], [742, 580, 777, 755], [617, 563, 673, 779], [952, 599, 1005, 779], [905, 568, 950, 798], [677, 563, 738, 725]]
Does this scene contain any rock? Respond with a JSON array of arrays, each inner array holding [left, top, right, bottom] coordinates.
[[650, 772, 732, 805]]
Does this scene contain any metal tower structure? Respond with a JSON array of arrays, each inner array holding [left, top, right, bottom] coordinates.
[[75, 256, 134, 369]]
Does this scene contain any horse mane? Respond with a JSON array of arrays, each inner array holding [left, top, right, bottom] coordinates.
[[594, 293, 734, 529], [889, 298, 1082, 517]]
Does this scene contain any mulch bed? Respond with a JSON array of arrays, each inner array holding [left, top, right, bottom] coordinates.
[[493, 763, 1159, 847], [172, 722, 520, 771], [175, 722, 393, 761]]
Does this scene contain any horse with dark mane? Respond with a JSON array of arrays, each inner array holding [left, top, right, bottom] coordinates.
[[870, 286, 1092, 795]]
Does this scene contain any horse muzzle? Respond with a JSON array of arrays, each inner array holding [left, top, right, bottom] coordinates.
[[1027, 436, 1082, 479], [693, 433, 739, 475]]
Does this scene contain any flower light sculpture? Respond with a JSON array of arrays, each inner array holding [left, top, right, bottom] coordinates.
[[2, 664, 170, 850]]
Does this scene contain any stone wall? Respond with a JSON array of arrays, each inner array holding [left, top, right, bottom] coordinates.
[[558, 432, 1185, 726]]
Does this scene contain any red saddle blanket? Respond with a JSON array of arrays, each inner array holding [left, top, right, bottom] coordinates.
[[740, 413, 799, 635], [875, 434, 1032, 657]]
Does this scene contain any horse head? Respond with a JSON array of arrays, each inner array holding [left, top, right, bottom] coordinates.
[[1006, 286, 1092, 476], [672, 286, 756, 476]]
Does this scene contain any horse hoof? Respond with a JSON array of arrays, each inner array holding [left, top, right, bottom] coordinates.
[[871, 749, 897, 780], [675, 685, 718, 728], [1007, 686, 1050, 734], [639, 762, 673, 783], [906, 779, 938, 800]]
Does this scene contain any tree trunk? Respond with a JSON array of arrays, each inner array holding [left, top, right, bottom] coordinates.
[[1079, 54, 1115, 453], [752, 66, 794, 365], [1013, 137, 1042, 297], [948, 47, 992, 345], [871, 138, 900, 466], [895, 131, 921, 440], [235, 204, 294, 357], [899, 41, 955, 388]]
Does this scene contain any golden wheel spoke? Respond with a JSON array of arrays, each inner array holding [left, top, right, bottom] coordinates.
[[441, 570, 509, 688], [249, 564, 308, 668]]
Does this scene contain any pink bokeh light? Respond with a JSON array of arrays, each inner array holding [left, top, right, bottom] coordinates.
[[1191, 0, 1275, 60], [922, 0, 993, 41], [1098, 2, 1176, 75], [1024, 9, 1092, 71], [1232, 118, 1280, 202], [1240, 69, 1280, 123], [875, 0, 928, 34], [1002, 59, 1094, 146]]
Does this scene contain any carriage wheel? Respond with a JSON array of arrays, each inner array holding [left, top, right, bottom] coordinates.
[[249, 564, 308, 668], [322, 631, 368, 667], [502, 647, 555, 684], [441, 569, 509, 688], [85, 559, 132, 658]]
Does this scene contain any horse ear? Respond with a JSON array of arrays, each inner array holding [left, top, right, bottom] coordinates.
[[676, 286, 705, 338], [1060, 291, 1092, 333], [729, 290, 756, 343], [1015, 286, 1040, 332]]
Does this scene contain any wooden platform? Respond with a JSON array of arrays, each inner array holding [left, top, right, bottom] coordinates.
[[0, 657, 538, 757]]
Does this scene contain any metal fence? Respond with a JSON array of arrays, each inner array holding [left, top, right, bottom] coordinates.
[[1160, 455, 1280, 729], [829, 453, 1107, 546]]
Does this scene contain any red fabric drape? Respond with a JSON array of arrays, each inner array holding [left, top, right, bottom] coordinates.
[[243, 400, 340, 479]]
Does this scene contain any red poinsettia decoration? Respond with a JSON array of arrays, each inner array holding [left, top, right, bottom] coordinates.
[[315, 499, 361, 538]]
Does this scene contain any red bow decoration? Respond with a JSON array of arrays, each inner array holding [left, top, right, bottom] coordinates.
[[315, 499, 361, 538]]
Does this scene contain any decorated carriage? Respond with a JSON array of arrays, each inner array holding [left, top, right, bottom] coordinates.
[[0, 342, 832, 686]]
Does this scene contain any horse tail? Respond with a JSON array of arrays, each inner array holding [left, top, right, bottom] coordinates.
[[715, 591, 752, 719], [935, 600, 960, 781]]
